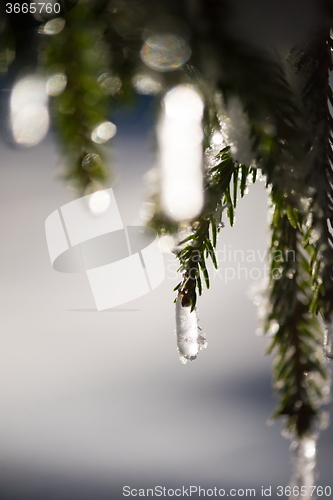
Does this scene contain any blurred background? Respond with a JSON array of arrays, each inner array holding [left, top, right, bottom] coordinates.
[[0, 97, 332, 499], [0, 0, 332, 498]]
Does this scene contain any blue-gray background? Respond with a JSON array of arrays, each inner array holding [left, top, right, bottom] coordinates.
[[0, 94, 332, 499]]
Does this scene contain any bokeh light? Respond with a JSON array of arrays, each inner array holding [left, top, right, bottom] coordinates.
[[158, 234, 175, 254], [98, 73, 122, 95], [212, 131, 223, 145], [91, 122, 117, 144], [46, 73, 67, 96], [89, 190, 111, 215], [164, 85, 204, 120], [132, 73, 162, 95], [39, 18, 66, 35], [140, 33, 191, 72], [159, 85, 204, 221], [304, 438, 316, 459], [82, 153, 102, 172], [10, 75, 49, 147]]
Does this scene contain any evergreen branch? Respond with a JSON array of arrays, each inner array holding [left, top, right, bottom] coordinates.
[[188, 0, 309, 184], [294, 31, 333, 321], [265, 190, 328, 438], [171, 148, 256, 311], [0, 12, 14, 74], [42, 3, 112, 193]]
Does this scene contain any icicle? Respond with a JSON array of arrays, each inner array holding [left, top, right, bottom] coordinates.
[[324, 314, 333, 359], [175, 295, 206, 363], [289, 437, 317, 500], [158, 85, 204, 221]]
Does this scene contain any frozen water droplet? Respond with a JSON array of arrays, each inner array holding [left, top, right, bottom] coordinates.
[[175, 296, 206, 362], [300, 197, 311, 210], [272, 266, 283, 280], [324, 315, 333, 359], [286, 268, 296, 279], [309, 229, 320, 244], [268, 321, 279, 335], [198, 333, 207, 349], [290, 437, 317, 499], [179, 355, 188, 365]]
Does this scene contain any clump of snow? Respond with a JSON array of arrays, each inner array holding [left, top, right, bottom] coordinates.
[[224, 96, 255, 166]]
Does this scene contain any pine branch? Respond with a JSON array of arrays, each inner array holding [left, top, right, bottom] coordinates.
[[265, 190, 328, 438], [293, 31, 333, 320], [150, 146, 257, 311], [42, 3, 112, 193], [188, 0, 308, 183], [0, 12, 14, 74]]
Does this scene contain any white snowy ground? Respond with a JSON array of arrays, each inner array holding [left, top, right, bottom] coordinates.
[[0, 125, 332, 499]]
